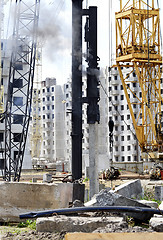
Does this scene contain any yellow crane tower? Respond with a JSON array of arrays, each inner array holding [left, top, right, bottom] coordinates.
[[116, 0, 163, 159], [30, 45, 43, 164]]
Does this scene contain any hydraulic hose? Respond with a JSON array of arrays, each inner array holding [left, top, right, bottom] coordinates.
[[19, 206, 163, 219]]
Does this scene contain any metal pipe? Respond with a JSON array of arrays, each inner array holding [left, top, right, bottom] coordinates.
[[71, 0, 83, 180], [19, 206, 163, 219]]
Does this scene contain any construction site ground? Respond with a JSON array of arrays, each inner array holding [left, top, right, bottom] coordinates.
[[0, 169, 162, 239], [10, 169, 150, 183]]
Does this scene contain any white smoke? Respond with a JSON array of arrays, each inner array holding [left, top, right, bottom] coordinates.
[[38, 0, 72, 62]]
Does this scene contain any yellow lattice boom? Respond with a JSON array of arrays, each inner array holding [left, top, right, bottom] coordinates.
[[30, 46, 43, 159], [116, 0, 163, 157], [30, 89, 42, 158]]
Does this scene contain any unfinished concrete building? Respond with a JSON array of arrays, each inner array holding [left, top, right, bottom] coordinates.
[[64, 74, 110, 173], [109, 66, 141, 162], [30, 78, 66, 169]]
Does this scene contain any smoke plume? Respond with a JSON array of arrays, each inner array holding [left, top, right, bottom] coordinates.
[[38, 0, 72, 61]]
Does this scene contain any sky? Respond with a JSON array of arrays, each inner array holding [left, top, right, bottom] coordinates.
[[3, 0, 116, 85], [39, 0, 114, 84], [3, 0, 163, 85]]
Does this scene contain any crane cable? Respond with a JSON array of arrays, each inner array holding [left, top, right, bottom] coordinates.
[[2, 0, 12, 80], [108, 0, 113, 116], [156, 0, 163, 131], [53, 0, 65, 20], [86, 0, 88, 9], [108, 0, 114, 162], [100, 80, 138, 141], [157, 0, 162, 49], [147, 0, 162, 108], [147, 0, 152, 108], [99, 78, 154, 160]]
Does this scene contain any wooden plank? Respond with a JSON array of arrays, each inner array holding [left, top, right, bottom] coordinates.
[[65, 233, 163, 240]]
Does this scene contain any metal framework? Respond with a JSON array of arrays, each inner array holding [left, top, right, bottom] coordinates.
[[4, 0, 40, 181], [116, 0, 163, 157]]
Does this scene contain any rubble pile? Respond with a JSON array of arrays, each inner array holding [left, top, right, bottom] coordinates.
[[1, 179, 163, 239], [34, 179, 163, 234]]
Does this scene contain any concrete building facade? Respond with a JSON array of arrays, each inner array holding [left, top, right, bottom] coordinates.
[[0, 42, 143, 173], [30, 78, 66, 169], [64, 73, 110, 173], [109, 66, 141, 163], [63, 66, 142, 171]]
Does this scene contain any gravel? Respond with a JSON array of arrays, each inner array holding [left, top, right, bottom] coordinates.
[[1, 230, 66, 240], [92, 221, 154, 233], [1, 220, 156, 239]]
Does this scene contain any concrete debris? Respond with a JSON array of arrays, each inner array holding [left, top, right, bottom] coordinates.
[[92, 221, 128, 233], [84, 189, 146, 208], [150, 217, 163, 232], [32, 178, 37, 183], [155, 186, 163, 201], [92, 222, 154, 233], [0, 182, 74, 222], [36, 216, 124, 233], [138, 200, 158, 209], [72, 200, 84, 208], [85, 189, 153, 221], [43, 173, 52, 183], [1, 230, 65, 240], [150, 202, 163, 218], [110, 179, 142, 199], [159, 201, 163, 210]]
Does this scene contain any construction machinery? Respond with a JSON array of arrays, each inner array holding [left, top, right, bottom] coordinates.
[[102, 167, 120, 180], [4, 0, 40, 181], [116, 0, 163, 160], [149, 163, 163, 179]]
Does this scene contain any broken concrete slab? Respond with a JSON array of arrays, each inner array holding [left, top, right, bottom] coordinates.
[[85, 189, 148, 208], [159, 201, 163, 210], [155, 186, 163, 201], [72, 200, 84, 208], [85, 189, 153, 221], [65, 233, 163, 240], [36, 216, 123, 233], [149, 217, 163, 232], [138, 200, 158, 209], [43, 173, 52, 183], [0, 182, 75, 222], [110, 179, 142, 199]]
